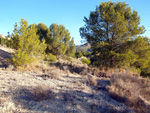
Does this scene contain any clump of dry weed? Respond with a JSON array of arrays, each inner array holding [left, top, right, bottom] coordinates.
[[28, 86, 54, 102], [83, 74, 97, 87], [15, 86, 55, 102]]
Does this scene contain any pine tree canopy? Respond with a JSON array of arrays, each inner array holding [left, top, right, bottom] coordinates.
[[11, 19, 47, 66], [37, 23, 76, 57], [80, 1, 150, 76], [80, 1, 145, 47]]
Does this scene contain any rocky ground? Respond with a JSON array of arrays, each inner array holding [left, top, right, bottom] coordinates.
[[0, 46, 135, 113], [0, 68, 135, 113]]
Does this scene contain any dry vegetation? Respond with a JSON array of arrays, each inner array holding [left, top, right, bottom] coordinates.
[[0, 63, 134, 112], [107, 71, 150, 113], [0, 67, 136, 113], [14, 86, 55, 102], [0, 45, 150, 113]]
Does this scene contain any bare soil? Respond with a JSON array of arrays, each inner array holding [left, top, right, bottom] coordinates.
[[0, 46, 135, 113]]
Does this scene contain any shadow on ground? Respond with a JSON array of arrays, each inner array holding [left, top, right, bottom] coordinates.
[[11, 77, 134, 113], [0, 49, 11, 68]]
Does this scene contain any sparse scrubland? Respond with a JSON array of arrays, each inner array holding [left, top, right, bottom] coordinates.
[[0, 1, 150, 113], [107, 72, 150, 113]]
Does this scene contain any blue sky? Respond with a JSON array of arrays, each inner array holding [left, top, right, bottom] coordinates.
[[0, 0, 149, 45]]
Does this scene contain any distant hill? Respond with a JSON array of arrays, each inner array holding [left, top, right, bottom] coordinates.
[[76, 43, 92, 52]]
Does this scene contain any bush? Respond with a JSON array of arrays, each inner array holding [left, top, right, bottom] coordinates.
[[81, 57, 91, 65], [46, 53, 57, 62], [75, 51, 83, 58], [67, 57, 72, 62], [0, 37, 8, 46], [11, 49, 31, 67], [10, 19, 46, 67], [107, 72, 150, 113], [55, 62, 61, 67], [16, 86, 54, 102]]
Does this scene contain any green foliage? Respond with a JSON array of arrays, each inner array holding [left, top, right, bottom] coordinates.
[[0, 37, 6, 46], [81, 57, 91, 65], [35, 23, 76, 57], [46, 53, 57, 62], [11, 23, 20, 50], [93, 36, 150, 76], [75, 51, 91, 58], [10, 19, 47, 67], [11, 49, 31, 66], [66, 38, 76, 57], [55, 62, 61, 67], [81, 51, 92, 57], [46, 23, 71, 56], [0, 36, 11, 47], [67, 57, 72, 62], [75, 51, 83, 58], [36, 23, 50, 41], [113, 50, 137, 68], [129, 36, 150, 76], [79, 1, 150, 76]]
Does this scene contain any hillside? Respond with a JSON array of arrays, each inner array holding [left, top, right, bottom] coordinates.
[[76, 43, 92, 52], [0, 46, 14, 68], [0, 45, 137, 113], [0, 1, 150, 112]]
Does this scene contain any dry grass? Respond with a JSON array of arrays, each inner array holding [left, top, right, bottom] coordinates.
[[0, 67, 135, 112], [28, 86, 54, 102], [107, 72, 150, 113], [83, 74, 97, 87], [0, 85, 55, 112], [18, 60, 47, 72], [0, 46, 137, 112], [40, 72, 60, 80], [13, 61, 61, 80], [15, 86, 55, 102]]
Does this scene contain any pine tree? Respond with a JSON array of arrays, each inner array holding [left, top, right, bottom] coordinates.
[[11, 19, 46, 67], [11, 23, 20, 49], [36, 23, 50, 41], [46, 23, 73, 57], [35, 23, 76, 58], [128, 36, 150, 76], [66, 38, 76, 57], [80, 1, 145, 68]]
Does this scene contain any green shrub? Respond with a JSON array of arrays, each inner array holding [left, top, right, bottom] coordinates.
[[11, 49, 31, 67], [46, 53, 57, 62], [75, 51, 83, 58], [55, 62, 61, 67], [67, 57, 72, 62], [0, 37, 7, 46], [10, 19, 46, 67], [81, 57, 91, 65]]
